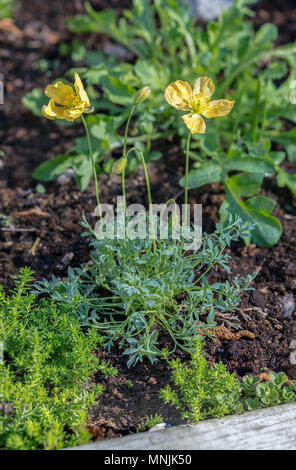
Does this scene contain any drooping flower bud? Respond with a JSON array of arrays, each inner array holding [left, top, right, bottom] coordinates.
[[112, 157, 127, 175], [83, 105, 94, 114], [134, 86, 151, 105]]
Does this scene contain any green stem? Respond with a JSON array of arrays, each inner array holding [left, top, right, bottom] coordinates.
[[251, 77, 261, 142], [227, 81, 244, 157], [122, 105, 136, 214], [259, 84, 269, 140], [184, 132, 191, 228], [138, 150, 156, 256], [81, 115, 102, 218]]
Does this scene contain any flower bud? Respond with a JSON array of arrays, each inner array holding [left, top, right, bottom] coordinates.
[[112, 157, 127, 175], [134, 87, 151, 105], [83, 105, 94, 114]]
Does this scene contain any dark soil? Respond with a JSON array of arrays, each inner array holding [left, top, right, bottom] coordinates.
[[0, 0, 296, 440]]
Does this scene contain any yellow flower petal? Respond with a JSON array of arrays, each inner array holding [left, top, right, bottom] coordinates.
[[193, 76, 215, 98], [164, 80, 192, 111], [182, 113, 206, 134], [42, 99, 84, 121], [202, 99, 235, 118], [61, 104, 85, 121], [45, 81, 76, 106], [42, 99, 58, 120], [74, 72, 90, 107]]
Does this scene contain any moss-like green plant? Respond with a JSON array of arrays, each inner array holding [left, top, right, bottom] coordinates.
[[139, 414, 164, 432], [0, 268, 117, 450], [160, 339, 241, 422], [160, 339, 296, 423]]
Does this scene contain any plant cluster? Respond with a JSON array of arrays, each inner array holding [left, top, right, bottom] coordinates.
[[160, 339, 296, 423], [32, 65, 255, 367], [34, 216, 256, 367], [0, 268, 116, 450], [24, 0, 296, 246]]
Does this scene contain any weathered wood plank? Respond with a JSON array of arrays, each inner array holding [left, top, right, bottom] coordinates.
[[68, 403, 296, 450]]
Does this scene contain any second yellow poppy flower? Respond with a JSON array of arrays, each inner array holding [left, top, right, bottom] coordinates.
[[164, 76, 234, 134], [42, 72, 91, 122]]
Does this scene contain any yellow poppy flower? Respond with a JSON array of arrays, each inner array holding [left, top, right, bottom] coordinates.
[[42, 73, 91, 122], [164, 76, 234, 134]]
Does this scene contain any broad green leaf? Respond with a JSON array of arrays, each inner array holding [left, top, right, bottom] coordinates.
[[267, 151, 286, 165], [74, 157, 93, 191], [179, 163, 221, 189], [32, 155, 82, 181], [101, 76, 136, 106], [200, 130, 219, 154], [245, 140, 271, 157], [226, 172, 263, 197], [224, 157, 274, 175], [221, 173, 282, 247], [134, 60, 168, 91], [22, 89, 47, 117]]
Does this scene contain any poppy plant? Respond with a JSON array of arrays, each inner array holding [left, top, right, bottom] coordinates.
[[42, 72, 102, 215], [165, 76, 234, 225]]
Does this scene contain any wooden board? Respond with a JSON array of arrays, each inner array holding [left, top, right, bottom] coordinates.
[[68, 403, 296, 450]]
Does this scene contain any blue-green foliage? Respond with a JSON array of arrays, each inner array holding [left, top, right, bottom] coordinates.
[[34, 216, 256, 367]]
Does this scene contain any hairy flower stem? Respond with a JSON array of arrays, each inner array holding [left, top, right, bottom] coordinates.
[[184, 132, 191, 229], [122, 105, 136, 215], [252, 76, 261, 142], [81, 115, 102, 218], [138, 150, 156, 256]]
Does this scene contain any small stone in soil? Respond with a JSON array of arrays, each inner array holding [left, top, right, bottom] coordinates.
[[282, 294, 295, 318]]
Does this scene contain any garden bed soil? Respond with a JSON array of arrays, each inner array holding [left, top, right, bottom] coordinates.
[[0, 0, 296, 440]]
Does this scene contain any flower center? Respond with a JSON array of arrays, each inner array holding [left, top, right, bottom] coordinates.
[[187, 93, 210, 114], [55, 96, 80, 109]]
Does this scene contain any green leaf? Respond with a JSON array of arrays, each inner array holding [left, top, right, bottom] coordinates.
[[254, 23, 278, 47], [22, 89, 48, 117], [134, 60, 168, 91], [224, 157, 274, 175], [272, 128, 296, 163], [220, 173, 282, 247], [146, 151, 162, 161], [245, 140, 271, 157], [101, 76, 136, 106], [76, 171, 92, 192], [66, 6, 117, 35], [200, 130, 219, 154], [268, 151, 286, 165], [179, 163, 221, 189], [65, 14, 97, 33], [32, 155, 78, 181], [226, 172, 263, 197], [276, 168, 296, 196], [261, 61, 288, 80]]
